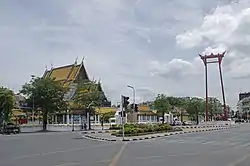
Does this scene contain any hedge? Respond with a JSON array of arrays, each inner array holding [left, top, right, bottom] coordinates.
[[111, 123, 182, 137]]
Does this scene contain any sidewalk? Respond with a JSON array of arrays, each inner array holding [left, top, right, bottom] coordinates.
[[82, 126, 230, 142]]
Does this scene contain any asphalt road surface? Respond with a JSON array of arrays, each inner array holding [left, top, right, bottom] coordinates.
[[1, 124, 250, 166]]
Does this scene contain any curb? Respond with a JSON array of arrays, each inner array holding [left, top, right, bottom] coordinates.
[[177, 125, 224, 129], [82, 127, 229, 142], [82, 130, 113, 134], [81, 125, 225, 135]]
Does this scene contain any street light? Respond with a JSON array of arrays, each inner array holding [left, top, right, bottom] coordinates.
[[127, 85, 135, 106], [127, 85, 136, 123]]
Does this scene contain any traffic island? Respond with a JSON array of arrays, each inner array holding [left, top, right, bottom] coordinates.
[[82, 125, 229, 142]]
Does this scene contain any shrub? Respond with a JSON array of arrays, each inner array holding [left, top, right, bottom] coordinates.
[[114, 123, 175, 136], [109, 124, 121, 130]]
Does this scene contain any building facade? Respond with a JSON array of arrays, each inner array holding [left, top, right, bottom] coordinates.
[[237, 92, 250, 119]]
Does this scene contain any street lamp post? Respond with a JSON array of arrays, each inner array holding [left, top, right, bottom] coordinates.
[[127, 85, 136, 123]]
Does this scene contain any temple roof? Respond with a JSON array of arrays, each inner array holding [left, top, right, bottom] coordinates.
[[44, 64, 79, 81], [43, 59, 89, 87]]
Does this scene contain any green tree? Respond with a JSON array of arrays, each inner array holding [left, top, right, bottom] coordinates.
[[0, 87, 14, 123], [154, 94, 172, 124], [100, 112, 114, 123], [74, 80, 106, 108], [73, 80, 106, 129], [20, 76, 68, 131], [172, 97, 188, 121], [208, 97, 222, 120], [185, 97, 204, 124], [99, 112, 115, 130]]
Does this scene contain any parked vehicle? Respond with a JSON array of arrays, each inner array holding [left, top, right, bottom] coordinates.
[[0, 122, 20, 134], [182, 121, 191, 126], [235, 119, 244, 123]]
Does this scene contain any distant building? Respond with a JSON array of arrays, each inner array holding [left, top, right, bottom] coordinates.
[[14, 93, 26, 109], [239, 92, 250, 101], [42, 58, 111, 125], [237, 92, 250, 116]]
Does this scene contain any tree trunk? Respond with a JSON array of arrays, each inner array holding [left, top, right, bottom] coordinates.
[[88, 113, 91, 130], [196, 111, 199, 125], [180, 108, 183, 122], [162, 112, 165, 124], [42, 110, 48, 131]]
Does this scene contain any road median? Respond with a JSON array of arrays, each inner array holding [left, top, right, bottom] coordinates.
[[82, 125, 229, 142]]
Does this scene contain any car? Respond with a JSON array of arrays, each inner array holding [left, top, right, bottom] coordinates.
[[0, 122, 20, 134], [173, 120, 182, 126], [182, 121, 192, 126], [235, 119, 241, 123]]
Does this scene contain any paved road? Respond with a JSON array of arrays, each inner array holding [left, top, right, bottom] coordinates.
[[0, 132, 123, 166], [0, 124, 250, 166]]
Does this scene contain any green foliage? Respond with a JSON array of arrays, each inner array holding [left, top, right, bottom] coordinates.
[[0, 87, 14, 122], [184, 97, 204, 121], [73, 80, 106, 109], [112, 123, 175, 136], [208, 97, 223, 119], [100, 112, 115, 123], [154, 94, 172, 123], [20, 76, 68, 131], [152, 94, 222, 121], [110, 124, 121, 130]]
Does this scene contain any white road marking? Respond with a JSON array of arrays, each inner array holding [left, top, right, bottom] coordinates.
[[135, 155, 164, 160], [51, 162, 80, 166], [201, 141, 217, 144], [227, 153, 250, 166]]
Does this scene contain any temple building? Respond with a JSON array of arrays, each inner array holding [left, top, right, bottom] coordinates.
[[43, 58, 111, 125]]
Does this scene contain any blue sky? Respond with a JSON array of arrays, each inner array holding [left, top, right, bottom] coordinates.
[[1, 0, 250, 107]]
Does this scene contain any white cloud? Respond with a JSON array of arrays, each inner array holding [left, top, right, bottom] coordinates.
[[150, 59, 200, 80], [176, 1, 250, 70], [1, 0, 244, 106], [175, 0, 250, 105]]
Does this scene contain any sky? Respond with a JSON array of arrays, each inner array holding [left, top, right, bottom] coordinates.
[[1, 0, 250, 107]]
